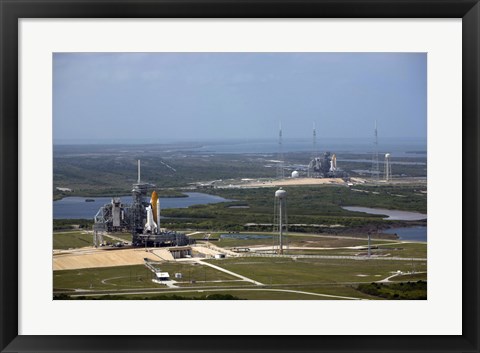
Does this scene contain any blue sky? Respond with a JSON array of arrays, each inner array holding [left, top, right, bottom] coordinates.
[[53, 52, 426, 143]]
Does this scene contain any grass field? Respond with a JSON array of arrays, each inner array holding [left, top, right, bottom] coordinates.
[[376, 243, 427, 258], [204, 257, 427, 286], [53, 265, 153, 291], [390, 272, 427, 282], [53, 262, 238, 291], [212, 232, 394, 249], [53, 231, 93, 249], [67, 291, 334, 300], [75, 290, 351, 300], [147, 262, 236, 282], [53, 256, 427, 299], [283, 242, 426, 258], [53, 231, 134, 250]]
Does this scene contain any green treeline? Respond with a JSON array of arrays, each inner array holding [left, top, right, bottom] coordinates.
[[53, 293, 242, 300], [53, 219, 94, 231], [356, 281, 427, 300], [53, 146, 427, 193], [160, 185, 426, 232]]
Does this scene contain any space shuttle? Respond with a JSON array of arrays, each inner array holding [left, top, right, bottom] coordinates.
[[146, 190, 161, 234], [144, 205, 157, 234], [329, 154, 337, 172]]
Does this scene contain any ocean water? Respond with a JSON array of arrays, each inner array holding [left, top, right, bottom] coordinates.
[[192, 138, 427, 157]]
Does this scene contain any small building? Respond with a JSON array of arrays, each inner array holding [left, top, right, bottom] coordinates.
[[155, 272, 170, 281], [169, 246, 192, 259]]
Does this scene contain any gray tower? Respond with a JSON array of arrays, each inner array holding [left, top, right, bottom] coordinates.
[[308, 122, 317, 178], [371, 120, 380, 181], [273, 188, 287, 255], [131, 160, 150, 244], [276, 122, 285, 179], [384, 153, 392, 181]]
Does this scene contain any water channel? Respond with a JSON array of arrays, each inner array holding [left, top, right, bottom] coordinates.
[[53, 192, 231, 219], [341, 206, 427, 241], [341, 206, 427, 221], [383, 226, 427, 242]]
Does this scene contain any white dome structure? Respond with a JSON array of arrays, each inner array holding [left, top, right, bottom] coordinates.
[[291, 171, 300, 178]]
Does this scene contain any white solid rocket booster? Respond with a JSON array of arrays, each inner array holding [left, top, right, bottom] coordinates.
[[145, 205, 157, 233], [156, 198, 161, 233]]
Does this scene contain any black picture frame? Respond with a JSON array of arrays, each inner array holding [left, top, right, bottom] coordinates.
[[1, 1, 478, 352]]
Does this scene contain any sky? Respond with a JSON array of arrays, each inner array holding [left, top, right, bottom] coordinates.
[[53, 52, 426, 144]]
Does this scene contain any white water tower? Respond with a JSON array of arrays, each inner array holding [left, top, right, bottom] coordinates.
[[384, 153, 392, 181], [274, 188, 288, 255]]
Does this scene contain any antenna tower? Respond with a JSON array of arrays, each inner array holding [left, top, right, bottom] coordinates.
[[371, 121, 380, 181], [308, 123, 317, 178], [276, 122, 285, 179]]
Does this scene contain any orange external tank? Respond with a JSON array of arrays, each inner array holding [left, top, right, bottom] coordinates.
[[150, 191, 158, 223]]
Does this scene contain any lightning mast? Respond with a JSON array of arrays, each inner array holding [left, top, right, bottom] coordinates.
[[308, 122, 317, 178], [276, 122, 285, 179], [371, 120, 380, 181]]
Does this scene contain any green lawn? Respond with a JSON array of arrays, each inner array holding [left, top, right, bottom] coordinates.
[[53, 231, 93, 249], [376, 243, 427, 258], [53, 262, 238, 291], [213, 232, 393, 249], [53, 257, 427, 299], [204, 257, 427, 286], [214, 238, 275, 248], [174, 281, 253, 288], [390, 272, 427, 282], [53, 265, 154, 291], [284, 242, 426, 259], [146, 262, 236, 282], [107, 232, 133, 242], [71, 289, 345, 300]]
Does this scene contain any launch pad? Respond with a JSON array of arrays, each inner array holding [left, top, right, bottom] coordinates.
[[93, 161, 192, 248], [308, 151, 348, 178]]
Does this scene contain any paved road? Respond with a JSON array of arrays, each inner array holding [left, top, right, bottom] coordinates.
[[378, 271, 427, 283], [244, 253, 427, 261], [197, 259, 264, 285], [68, 287, 364, 300]]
